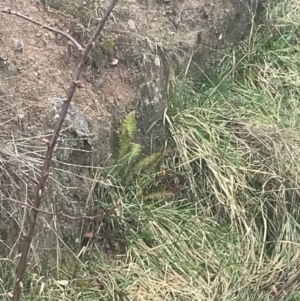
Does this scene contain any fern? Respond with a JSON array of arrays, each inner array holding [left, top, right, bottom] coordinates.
[[120, 143, 142, 170], [110, 143, 142, 178], [106, 111, 174, 200], [118, 111, 137, 162]]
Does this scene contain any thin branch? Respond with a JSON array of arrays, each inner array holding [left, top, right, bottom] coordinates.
[[1, 198, 122, 221], [272, 268, 300, 301], [0, 8, 84, 52], [0, 1, 119, 300]]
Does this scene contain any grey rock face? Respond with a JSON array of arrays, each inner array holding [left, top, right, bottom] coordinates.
[[45, 97, 96, 162]]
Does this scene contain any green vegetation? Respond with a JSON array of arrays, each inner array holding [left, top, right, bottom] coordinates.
[[1, 0, 300, 300], [105, 110, 174, 201]]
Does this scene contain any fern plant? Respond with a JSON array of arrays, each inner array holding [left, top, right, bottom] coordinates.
[[106, 111, 181, 201], [117, 111, 139, 164], [108, 111, 142, 179], [91, 111, 184, 251]]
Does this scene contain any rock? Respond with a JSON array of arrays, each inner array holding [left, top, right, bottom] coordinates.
[[0, 56, 10, 69], [44, 97, 96, 162], [0, 56, 17, 77], [107, 95, 115, 104], [127, 19, 136, 31], [14, 40, 23, 53], [93, 78, 105, 90], [51, 97, 94, 141], [110, 58, 119, 66]]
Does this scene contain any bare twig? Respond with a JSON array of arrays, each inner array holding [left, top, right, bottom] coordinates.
[[272, 268, 300, 301], [0, 8, 84, 52], [0, 1, 119, 300], [1, 197, 122, 221]]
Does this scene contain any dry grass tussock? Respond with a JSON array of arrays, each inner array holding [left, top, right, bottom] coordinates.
[[1, 0, 300, 300]]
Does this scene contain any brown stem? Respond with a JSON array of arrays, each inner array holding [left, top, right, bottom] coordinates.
[[0, 1, 119, 300], [0, 8, 84, 52], [272, 268, 300, 301]]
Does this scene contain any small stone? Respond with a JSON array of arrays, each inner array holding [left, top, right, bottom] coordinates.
[[0, 56, 9, 68], [127, 19, 136, 31], [111, 58, 119, 66], [14, 40, 23, 52], [36, 31, 43, 37], [107, 96, 115, 104], [93, 78, 105, 90]]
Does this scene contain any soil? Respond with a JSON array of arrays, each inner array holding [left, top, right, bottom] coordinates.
[[0, 0, 136, 144], [0, 0, 266, 156]]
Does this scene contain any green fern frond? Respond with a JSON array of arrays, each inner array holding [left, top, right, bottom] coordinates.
[[120, 111, 137, 140], [143, 191, 176, 201], [115, 143, 142, 178], [124, 143, 142, 167], [133, 151, 165, 175], [118, 111, 137, 162]]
